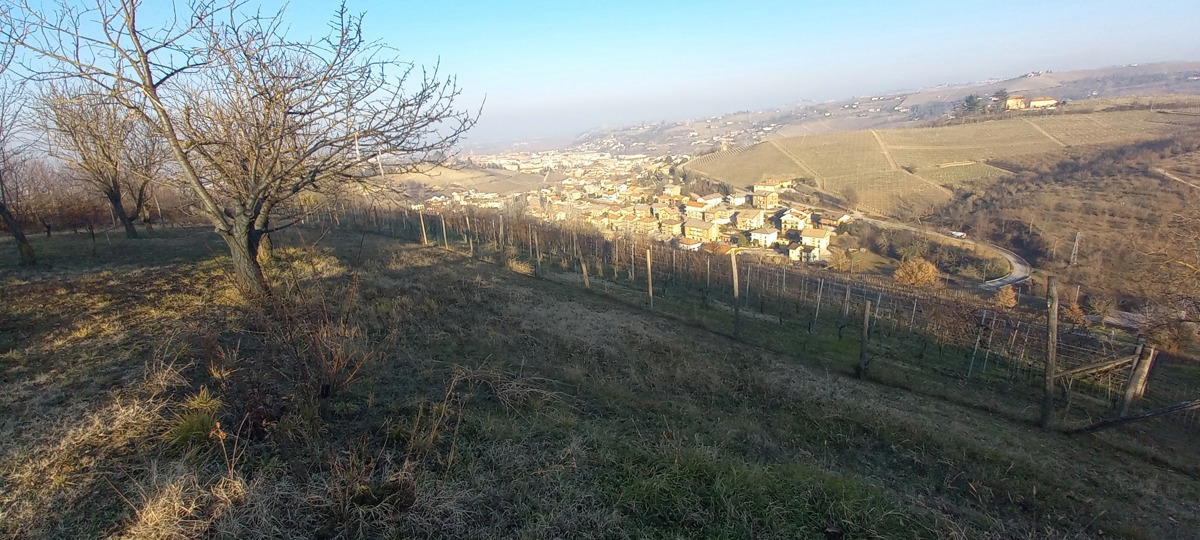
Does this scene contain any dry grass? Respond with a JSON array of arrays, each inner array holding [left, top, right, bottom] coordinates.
[[2, 227, 1199, 538]]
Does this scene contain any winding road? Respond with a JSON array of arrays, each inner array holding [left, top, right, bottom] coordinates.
[[850, 214, 1032, 291]]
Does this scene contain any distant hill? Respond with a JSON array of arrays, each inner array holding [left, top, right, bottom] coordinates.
[[571, 62, 1200, 157], [681, 98, 1200, 217]]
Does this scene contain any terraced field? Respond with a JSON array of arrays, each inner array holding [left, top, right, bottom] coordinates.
[[776, 130, 892, 178], [684, 105, 1200, 216], [913, 162, 1011, 186], [684, 142, 806, 185]]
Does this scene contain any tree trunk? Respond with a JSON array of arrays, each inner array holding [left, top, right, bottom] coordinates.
[[0, 202, 35, 265], [222, 218, 270, 298], [258, 231, 275, 266], [107, 192, 138, 238]]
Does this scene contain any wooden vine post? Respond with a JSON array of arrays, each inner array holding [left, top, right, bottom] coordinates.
[[579, 241, 590, 290], [731, 250, 741, 338], [1119, 342, 1156, 416], [646, 248, 653, 309], [465, 214, 475, 257], [858, 300, 872, 379], [440, 214, 449, 249], [1041, 276, 1059, 429], [418, 209, 428, 245]]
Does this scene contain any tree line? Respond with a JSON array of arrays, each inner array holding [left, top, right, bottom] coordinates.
[[0, 0, 476, 296]]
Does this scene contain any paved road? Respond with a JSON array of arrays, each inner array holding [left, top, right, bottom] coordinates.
[[851, 214, 1032, 291]]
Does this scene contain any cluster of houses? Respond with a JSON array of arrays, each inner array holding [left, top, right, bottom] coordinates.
[[526, 177, 849, 264], [1004, 95, 1059, 110]]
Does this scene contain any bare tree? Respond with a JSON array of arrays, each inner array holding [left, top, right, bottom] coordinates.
[[1137, 210, 1200, 350], [0, 41, 34, 264], [6, 0, 475, 296], [41, 85, 165, 238]]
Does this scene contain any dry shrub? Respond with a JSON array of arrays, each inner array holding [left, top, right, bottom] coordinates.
[[308, 439, 418, 538], [163, 387, 222, 451], [507, 257, 534, 275], [894, 257, 941, 288], [272, 267, 378, 404], [451, 365, 565, 412], [993, 285, 1018, 310], [114, 463, 210, 540]]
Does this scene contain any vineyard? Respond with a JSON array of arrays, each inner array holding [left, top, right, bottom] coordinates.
[[684, 106, 1200, 215], [913, 162, 1011, 186], [331, 206, 1200, 440]]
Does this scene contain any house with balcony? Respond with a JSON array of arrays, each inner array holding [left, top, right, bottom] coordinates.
[[736, 209, 766, 230], [683, 219, 720, 241]]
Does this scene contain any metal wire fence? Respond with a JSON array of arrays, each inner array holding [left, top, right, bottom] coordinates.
[[318, 205, 1194, 429]]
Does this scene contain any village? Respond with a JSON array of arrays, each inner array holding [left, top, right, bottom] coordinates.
[[417, 149, 852, 266]]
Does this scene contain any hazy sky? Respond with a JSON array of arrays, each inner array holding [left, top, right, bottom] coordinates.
[[275, 0, 1199, 145]]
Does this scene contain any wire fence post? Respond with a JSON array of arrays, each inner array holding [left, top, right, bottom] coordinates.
[[858, 300, 872, 379], [646, 248, 653, 309], [1041, 276, 1059, 429]]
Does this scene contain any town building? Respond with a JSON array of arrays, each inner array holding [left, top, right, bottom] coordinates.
[[750, 227, 779, 247], [1029, 97, 1058, 108], [788, 242, 821, 263], [752, 186, 779, 209], [684, 200, 708, 220], [735, 209, 766, 230], [779, 208, 810, 231], [683, 219, 720, 241], [659, 218, 683, 236], [800, 227, 832, 250]]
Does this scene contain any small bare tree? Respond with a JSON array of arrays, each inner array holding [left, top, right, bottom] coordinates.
[[41, 86, 165, 238], [6, 0, 475, 296], [1137, 210, 1200, 350], [0, 43, 34, 264]]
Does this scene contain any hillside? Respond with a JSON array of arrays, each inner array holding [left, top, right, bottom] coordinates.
[[3, 226, 1199, 538], [383, 165, 564, 196], [935, 132, 1200, 328], [683, 101, 1200, 216], [571, 62, 1200, 157]]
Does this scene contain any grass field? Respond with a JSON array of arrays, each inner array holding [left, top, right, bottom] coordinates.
[[2, 227, 1199, 538], [685, 105, 1200, 216]]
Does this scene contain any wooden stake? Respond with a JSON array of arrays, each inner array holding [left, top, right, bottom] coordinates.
[[533, 229, 542, 276], [419, 210, 428, 245], [811, 278, 824, 333], [465, 214, 475, 257], [579, 241, 591, 290], [1119, 343, 1154, 416], [646, 248, 654, 309], [1041, 276, 1059, 429], [858, 300, 872, 379], [705, 258, 711, 307], [731, 250, 741, 338], [440, 214, 449, 249]]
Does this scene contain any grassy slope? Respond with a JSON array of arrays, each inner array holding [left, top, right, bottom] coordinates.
[[1, 228, 1198, 539]]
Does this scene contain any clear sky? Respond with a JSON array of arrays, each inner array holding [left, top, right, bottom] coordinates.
[[272, 0, 1199, 146]]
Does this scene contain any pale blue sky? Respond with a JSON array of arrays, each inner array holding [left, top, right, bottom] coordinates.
[[261, 1, 1199, 144]]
